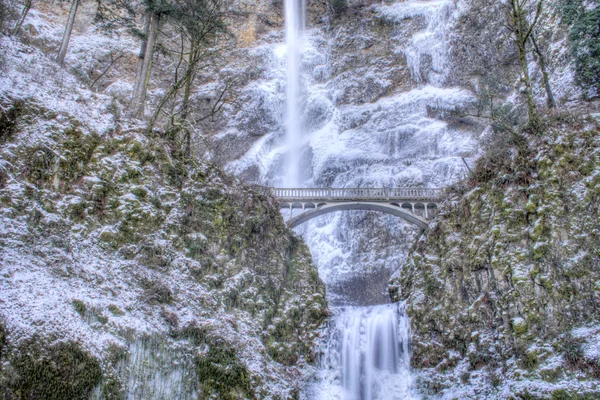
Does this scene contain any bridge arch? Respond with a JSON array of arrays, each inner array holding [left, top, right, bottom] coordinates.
[[272, 187, 443, 230], [287, 202, 429, 229]]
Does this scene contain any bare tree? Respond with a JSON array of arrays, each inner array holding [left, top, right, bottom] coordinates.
[[90, 49, 126, 89], [12, 0, 32, 35], [147, 0, 231, 157], [57, 0, 81, 66], [131, 11, 161, 117], [504, 0, 544, 131], [530, 32, 556, 109], [132, 12, 151, 103]]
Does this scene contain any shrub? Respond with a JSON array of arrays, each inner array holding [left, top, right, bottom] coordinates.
[[329, 0, 347, 15], [0, 321, 7, 361], [72, 299, 87, 317], [0, 100, 25, 144], [558, 334, 585, 367], [142, 279, 174, 304], [3, 338, 103, 400]]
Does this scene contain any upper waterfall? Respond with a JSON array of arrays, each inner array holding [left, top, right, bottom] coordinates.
[[284, 0, 306, 188]]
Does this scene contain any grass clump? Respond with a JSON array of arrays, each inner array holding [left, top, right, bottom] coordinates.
[[72, 299, 87, 317]]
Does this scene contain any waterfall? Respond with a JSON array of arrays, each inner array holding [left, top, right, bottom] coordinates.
[[305, 304, 416, 400], [269, 1, 469, 398], [283, 0, 305, 188]]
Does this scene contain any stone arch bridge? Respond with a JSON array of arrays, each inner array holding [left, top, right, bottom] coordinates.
[[271, 188, 444, 229]]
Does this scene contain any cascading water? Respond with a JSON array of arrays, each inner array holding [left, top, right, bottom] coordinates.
[[284, 0, 306, 188], [305, 303, 416, 400]]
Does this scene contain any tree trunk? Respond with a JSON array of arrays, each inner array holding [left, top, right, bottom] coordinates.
[[132, 13, 151, 103], [531, 35, 556, 109], [518, 42, 540, 131], [57, 0, 80, 67], [181, 41, 198, 121], [13, 0, 32, 36], [132, 12, 160, 118], [510, 0, 540, 131]]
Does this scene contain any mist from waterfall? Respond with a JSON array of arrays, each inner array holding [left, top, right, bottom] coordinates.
[[284, 0, 305, 188]]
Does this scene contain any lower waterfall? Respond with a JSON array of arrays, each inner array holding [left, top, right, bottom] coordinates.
[[304, 303, 417, 400]]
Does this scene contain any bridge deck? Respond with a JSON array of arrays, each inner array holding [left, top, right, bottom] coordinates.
[[272, 187, 443, 203]]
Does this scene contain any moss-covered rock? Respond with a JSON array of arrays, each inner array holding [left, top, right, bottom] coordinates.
[[391, 115, 600, 397], [0, 95, 327, 398], [195, 343, 252, 399]]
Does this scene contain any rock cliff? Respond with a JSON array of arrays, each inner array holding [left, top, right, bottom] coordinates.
[[0, 34, 327, 399], [391, 113, 600, 398]]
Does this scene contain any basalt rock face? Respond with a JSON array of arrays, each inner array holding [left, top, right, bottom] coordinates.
[[0, 37, 327, 399], [390, 115, 600, 398]]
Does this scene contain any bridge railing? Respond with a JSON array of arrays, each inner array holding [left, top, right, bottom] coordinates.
[[271, 187, 443, 201]]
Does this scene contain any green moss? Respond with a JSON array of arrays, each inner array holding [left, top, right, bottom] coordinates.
[[67, 199, 87, 221], [0, 100, 25, 144], [525, 200, 537, 214], [96, 313, 109, 325], [3, 338, 102, 400], [164, 161, 188, 188], [533, 242, 549, 259], [72, 299, 87, 317], [195, 344, 252, 399], [105, 343, 128, 366], [520, 351, 539, 370], [131, 187, 148, 199], [25, 146, 55, 185], [101, 374, 125, 400], [58, 128, 100, 185], [512, 318, 528, 335], [540, 365, 561, 382], [108, 304, 125, 316], [128, 141, 156, 165]]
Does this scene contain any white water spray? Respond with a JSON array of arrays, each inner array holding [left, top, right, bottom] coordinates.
[[284, 0, 305, 188]]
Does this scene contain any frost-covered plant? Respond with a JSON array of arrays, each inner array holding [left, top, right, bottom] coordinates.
[[558, 334, 585, 368], [560, 0, 600, 99]]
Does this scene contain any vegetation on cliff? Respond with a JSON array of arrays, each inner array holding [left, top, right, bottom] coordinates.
[[391, 112, 600, 398], [0, 34, 327, 398]]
